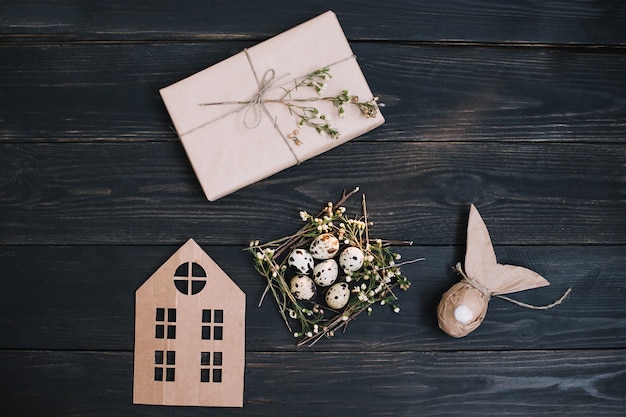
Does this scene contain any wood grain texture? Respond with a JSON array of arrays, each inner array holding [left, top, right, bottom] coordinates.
[[0, 245, 623, 352], [2, 350, 625, 416], [1, 0, 625, 45], [1, 2, 625, 416], [1, 142, 624, 245], [2, 43, 626, 143]]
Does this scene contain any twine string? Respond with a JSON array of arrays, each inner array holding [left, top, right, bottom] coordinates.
[[178, 50, 358, 164], [455, 262, 491, 300], [243, 68, 276, 129]]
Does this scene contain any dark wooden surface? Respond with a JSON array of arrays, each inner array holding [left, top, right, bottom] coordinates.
[[1, 1, 625, 416]]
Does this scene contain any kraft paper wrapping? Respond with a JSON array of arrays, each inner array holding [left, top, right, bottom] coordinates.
[[437, 205, 550, 338], [160, 11, 384, 201]]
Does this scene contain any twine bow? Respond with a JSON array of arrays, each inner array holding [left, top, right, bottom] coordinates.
[[243, 68, 277, 129]]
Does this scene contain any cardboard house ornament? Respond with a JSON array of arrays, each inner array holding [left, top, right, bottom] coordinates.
[[160, 11, 384, 201], [133, 239, 246, 407]]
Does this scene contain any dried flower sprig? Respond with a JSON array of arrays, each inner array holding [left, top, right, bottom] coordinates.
[[247, 187, 421, 347], [201, 67, 382, 142], [276, 68, 381, 140]]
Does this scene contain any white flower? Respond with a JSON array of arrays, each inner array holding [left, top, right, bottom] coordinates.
[[393, 306, 400, 313]]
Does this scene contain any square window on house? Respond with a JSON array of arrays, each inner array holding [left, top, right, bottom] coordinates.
[[154, 367, 163, 381], [213, 351, 223, 366], [166, 368, 175, 381], [213, 368, 222, 383], [155, 324, 165, 339], [214, 309, 224, 323], [155, 350, 164, 364], [166, 351, 176, 365], [168, 308, 176, 322], [167, 325, 176, 339], [201, 368, 210, 382], [155, 308, 165, 321], [214, 326, 223, 340], [202, 309, 211, 323], [202, 326, 211, 340], [201, 352, 211, 366]]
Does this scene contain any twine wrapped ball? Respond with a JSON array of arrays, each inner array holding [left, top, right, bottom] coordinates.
[[437, 281, 489, 338]]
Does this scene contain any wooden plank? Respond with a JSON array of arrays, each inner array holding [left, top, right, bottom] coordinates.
[[1, 142, 624, 245], [1, 0, 625, 45], [0, 245, 623, 352], [2, 349, 625, 416], [2, 43, 626, 143]]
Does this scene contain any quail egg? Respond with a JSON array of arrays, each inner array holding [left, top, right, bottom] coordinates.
[[313, 259, 339, 287], [339, 246, 365, 272], [309, 233, 340, 259], [325, 281, 350, 309], [288, 248, 314, 274], [289, 275, 317, 300]]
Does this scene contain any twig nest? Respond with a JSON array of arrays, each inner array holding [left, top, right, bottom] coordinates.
[[288, 248, 314, 274], [310, 233, 340, 259], [289, 275, 317, 300], [437, 281, 488, 338], [325, 282, 350, 309], [313, 259, 339, 287], [338, 246, 365, 272]]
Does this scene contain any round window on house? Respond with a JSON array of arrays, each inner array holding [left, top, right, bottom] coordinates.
[[174, 262, 207, 295]]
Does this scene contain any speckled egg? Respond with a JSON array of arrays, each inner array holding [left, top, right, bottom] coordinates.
[[339, 246, 365, 272], [309, 233, 340, 260], [313, 259, 339, 287], [288, 248, 314, 274], [289, 275, 317, 300], [325, 282, 350, 309]]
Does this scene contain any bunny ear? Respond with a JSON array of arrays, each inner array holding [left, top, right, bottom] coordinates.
[[482, 263, 550, 295], [464, 205, 550, 294], [464, 205, 498, 286]]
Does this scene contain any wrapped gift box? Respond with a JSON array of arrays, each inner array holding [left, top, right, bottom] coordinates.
[[160, 11, 384, 201]]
